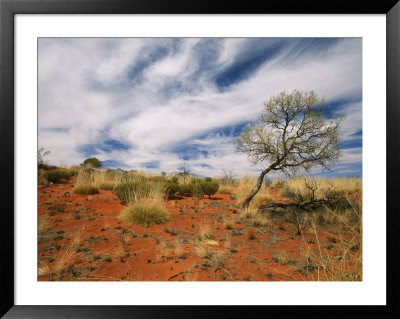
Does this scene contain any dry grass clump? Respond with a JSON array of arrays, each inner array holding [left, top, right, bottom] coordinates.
[[222, 216, 235, 229], [72, 170, 99, 195], [195, 240, 212, 258], [156, 242, 172, 261], [199, 223, 215, 240], [73, 185, 99, 195], [218, 186, 232, 195], [38, 248, 77, 280], [182, 268, 198, 281], [119, 197, 170, 226], [117, 177, 169, 226], [174, 240, 186, 258], [38, 261, 51, 277], [236, 175, 273, 209], [121, 233, 131, 247], [240, 207, 258, 219], [38, 216, 50, 236], [114, 180, 165, 205], [282, 176, 362, 202], [70, 230, 82, 248], [298, 197, 362, 281], [93, 170, 124, 190], [252, 214, 269, 227]]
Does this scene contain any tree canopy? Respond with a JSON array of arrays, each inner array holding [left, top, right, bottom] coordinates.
[[83, 157, 102, 168], [235, 90, 343, 208]]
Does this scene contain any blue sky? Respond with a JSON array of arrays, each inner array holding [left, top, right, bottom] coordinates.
[[38, 38, 362, 178]]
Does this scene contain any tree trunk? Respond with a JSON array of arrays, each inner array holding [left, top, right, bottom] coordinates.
[[240, 166, 273, 209]]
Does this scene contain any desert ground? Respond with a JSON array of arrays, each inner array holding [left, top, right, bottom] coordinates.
[[38, 168, 362, 282]]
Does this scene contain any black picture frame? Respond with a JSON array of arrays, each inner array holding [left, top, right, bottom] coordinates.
[[1, 0, 399, 318]]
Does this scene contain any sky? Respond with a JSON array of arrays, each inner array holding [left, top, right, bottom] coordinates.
[[38, 38, 362, 178]]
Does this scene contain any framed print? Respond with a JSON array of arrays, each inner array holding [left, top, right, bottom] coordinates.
[[1, 0, 399, 318]]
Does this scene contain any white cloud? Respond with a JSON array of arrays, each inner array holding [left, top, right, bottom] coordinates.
[[38, 38, 362, 177]]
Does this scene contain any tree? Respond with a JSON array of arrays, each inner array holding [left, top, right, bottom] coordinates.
[[176, 164, 192, 183], [235, 90, 343, 209], [37, 147, 50, 164], [201, 179, 219, 198], [83, 157, 102, 168]]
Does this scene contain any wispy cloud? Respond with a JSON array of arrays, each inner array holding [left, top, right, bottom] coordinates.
[[39, 38, 362, 177]]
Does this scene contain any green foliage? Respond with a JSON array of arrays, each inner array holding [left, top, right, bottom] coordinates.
[[176, 178, 219, 198], [171, 176, 179, 184], [204, 177, 212, 182], [165, 182, 180, 199], [178, 184, 193, 197], [38, 163, 50, 170], [201, 180, 220, 198], [42, 169, 71, 183], [72, 186, 99, 195], [191, 180, 205, 198], [83, 157, 102, 168]]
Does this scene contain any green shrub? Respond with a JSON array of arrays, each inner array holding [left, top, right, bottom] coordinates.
[[72, 185, 99, 195], [176, 178, 219, 198], [83, 157, 102, 168], [204, 177, 213, 182], [38, 163, 50, 170], [120, 200, 170, 226], [42, 169, 71, 183], [192, 181, 205, 198], [201, 180, 219, 198], [165, 182, 180, 199], [178, 184, 193, 197], [171, 176, 179, 184]]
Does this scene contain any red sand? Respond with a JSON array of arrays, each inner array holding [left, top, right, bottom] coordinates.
[[38, 181, 359, 281]]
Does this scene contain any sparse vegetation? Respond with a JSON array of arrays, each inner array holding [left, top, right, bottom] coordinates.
[[73, 185, 99, 195], [119, 197, 170, 226], [42, 169, 71, 183], [282, 176, 362, 203], [38, 159, 361, 282]]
